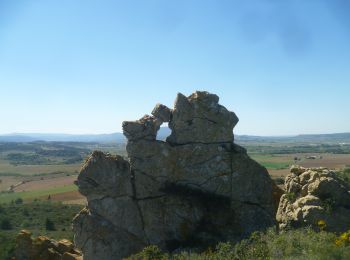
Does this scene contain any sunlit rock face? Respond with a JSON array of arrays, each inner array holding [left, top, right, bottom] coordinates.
[[276, 166, 350, 232], [14, 230, 82, 260], [73, 91, 276, 260]]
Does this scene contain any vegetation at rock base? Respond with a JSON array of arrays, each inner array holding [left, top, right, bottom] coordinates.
[[45, 217, 56, 231], [0, 201, 83, 259], [337, 167, 350, 186], [126, 228, 350, 260]]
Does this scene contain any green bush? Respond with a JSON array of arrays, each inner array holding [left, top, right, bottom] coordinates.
[[127, 228, 350, 260], [45, 217, 56, 231], [285, 192, 296, 202], [15, 198, 23, 205], [126, 245, 168, 260], [338, 168, 350, 186], [0, 232, 16, 260], [1, 218, 13, 230]]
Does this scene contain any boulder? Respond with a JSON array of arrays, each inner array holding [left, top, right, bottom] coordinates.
[[276, 166, 350, 232], [166, 92, 239, 145], [73, 91, 276, 260], [14, 230, 82, 260]]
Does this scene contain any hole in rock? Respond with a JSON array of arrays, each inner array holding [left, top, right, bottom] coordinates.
[[156, 123, 171, 141]]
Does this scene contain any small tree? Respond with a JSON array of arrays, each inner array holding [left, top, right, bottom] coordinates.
[[45, 218, 56, 231], [15, 198, 23, 204], [1, 219, 12, 230]]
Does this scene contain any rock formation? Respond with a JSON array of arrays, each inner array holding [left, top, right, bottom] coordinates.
[[73, 91, 277, 260], [14, 230, 82, 260], [276, 166, 350, 232]]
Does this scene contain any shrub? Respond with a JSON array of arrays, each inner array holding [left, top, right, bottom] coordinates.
[[0, 232, 16, 260], [126, 245, 168, 260], [274, 177, 284, 185], [15, 198, 23, 205], [1, 218, 13, 230], [127, 228, 350, 259], [285, 192, 296, 202], [335, 231, 350, 247], [45, 218, 56, 231], [338, 168, 350, 186]]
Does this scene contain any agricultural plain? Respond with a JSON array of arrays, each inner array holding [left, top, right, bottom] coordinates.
[[0, 134, 350, 204], [0, 142, 126, 204]]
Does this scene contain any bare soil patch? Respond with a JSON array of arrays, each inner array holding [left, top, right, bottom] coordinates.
[[13, 175, 77, 192], [39, 190, 86, 205]]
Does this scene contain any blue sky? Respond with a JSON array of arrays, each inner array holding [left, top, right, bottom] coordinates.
[[0, 0, 349, 135]]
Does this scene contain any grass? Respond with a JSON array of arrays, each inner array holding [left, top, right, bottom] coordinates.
[[249, 154, 291, 170], [127, 228, 350, 260], [259, 161, 290, 170], [0, 160, 81, 176], [0, 184, 78, 204], [337, 167, 350, 186]]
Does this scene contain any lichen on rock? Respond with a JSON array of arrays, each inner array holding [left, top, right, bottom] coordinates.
[[73, 91, 277, 260]]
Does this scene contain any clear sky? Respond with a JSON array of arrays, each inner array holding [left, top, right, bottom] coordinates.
[[0, 0, 349, 136]]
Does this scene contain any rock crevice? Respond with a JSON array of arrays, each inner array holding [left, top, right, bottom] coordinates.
[[73, 91, 276, 260]]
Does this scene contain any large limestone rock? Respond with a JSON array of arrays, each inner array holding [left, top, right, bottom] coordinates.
[[276, 166, 350, 232], [73, 91, 276, 260], [14, 230, 82, 260]]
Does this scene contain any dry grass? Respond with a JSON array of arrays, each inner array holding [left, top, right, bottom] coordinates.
[[0, 159, 81, 176], [43, 190, 86, 205], [254, 153, 350, 179], [13, 175, 77, 192]]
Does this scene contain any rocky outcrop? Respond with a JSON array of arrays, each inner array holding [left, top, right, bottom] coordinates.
[[14, 230, 82, 260], [73, 91, 276, 260], [276, 166, 350, 232]]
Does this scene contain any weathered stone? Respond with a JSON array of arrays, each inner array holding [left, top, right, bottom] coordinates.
[[73, 208, 146, 260], [152, 103, 172, 122], [167, 91, 239, 145], [57, 239, 75, 254], [14, 230, 82, 260], [123, 115, 161, 141], [75, 151, 131, 200], [73, 91, 276, 260], [276, 166, 350, 232]]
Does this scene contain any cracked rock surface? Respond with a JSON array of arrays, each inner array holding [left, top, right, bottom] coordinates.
[[73, 91, 276, 260], [276, 166, 350, 232]]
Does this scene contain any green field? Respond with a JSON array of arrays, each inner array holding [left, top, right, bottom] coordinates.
[[0, 184, 78, 204], [249, 154, 292, 170], [0, 161, 81, 176]]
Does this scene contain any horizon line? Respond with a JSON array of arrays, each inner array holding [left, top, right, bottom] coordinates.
[[0, 131, 349, 138]]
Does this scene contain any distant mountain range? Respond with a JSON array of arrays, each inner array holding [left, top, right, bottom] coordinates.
[[0, 133, 125, 143], [236, 132, 350, 143], [0, 129, 349, 144], [0, 128, 171, 143]]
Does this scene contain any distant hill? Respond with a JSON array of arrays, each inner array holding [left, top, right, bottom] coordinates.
[[0, 133, 125, 143], [0, 130, 349, 144], [236, 133, 350, 144], [294, 133, 350, 143]]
